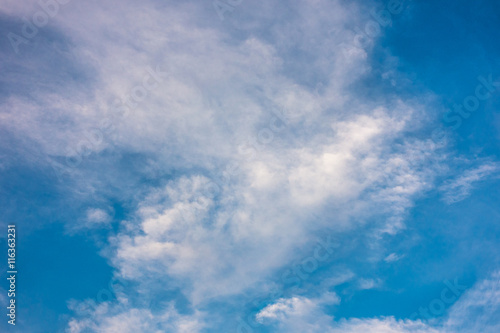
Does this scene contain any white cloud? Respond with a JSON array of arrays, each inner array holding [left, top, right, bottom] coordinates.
[[0, 0, 468, 331], [439, 162, 499, 204], [357, 278, 381, 290], [330, 318, 440, 333], [256, 294, 340, 332], [385, 253, 405, 263], [86, 208, 112, 225], [256, 295, 439, 333], [67, 300, 205, 333], [444, 271, 500, 333], [253, 271, 500, 333], [110, 111, 442, 303]]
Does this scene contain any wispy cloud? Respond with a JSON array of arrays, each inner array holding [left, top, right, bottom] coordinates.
[[444, 271, 500, 333], [384, 252, 405, 263], [2, 0, 499, 332], [4, 0, 446, 329], [439, 162, 499, 204]]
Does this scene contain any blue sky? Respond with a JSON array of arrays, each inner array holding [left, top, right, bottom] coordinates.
[[1, 0, 500, 332]]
